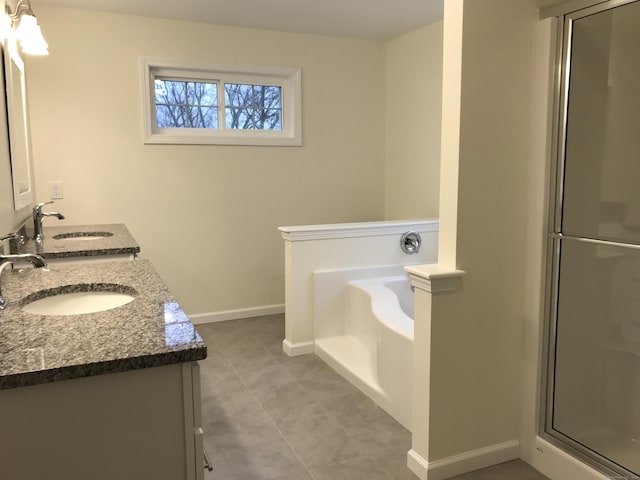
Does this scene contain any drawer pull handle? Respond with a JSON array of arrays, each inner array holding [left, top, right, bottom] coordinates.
[[203, 448, 213, 472]]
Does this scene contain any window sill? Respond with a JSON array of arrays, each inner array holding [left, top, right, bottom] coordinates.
[[144, 131, 302, 147]]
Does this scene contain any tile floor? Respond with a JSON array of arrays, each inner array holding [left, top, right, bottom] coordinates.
[[197, 315, 550, 480]]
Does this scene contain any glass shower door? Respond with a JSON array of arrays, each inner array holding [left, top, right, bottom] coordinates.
[[547, 1, 640, 478]]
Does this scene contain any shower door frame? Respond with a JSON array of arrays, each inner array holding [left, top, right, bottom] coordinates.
[[541, 0, 640, 478]]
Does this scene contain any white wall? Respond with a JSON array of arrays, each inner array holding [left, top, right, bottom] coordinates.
[[430, 0, 550, 462], [385, 21, 442, 220], [25, 7, 387, 316]]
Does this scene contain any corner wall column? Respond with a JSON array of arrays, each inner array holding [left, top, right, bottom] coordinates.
[[405, 264, 465, 480]]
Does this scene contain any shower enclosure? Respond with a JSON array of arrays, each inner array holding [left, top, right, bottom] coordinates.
[[545, 0, 640, 478]]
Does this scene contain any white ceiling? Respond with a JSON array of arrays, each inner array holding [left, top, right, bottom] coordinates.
[[32, 0, 444, 40]]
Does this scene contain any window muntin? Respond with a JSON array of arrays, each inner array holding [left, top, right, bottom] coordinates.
[[142, 59, 301, 146]]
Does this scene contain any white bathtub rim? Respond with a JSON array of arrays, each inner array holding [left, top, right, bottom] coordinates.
[[348, 275, 414, 341], [314, 263, 423, 277], [312, 265, 416, 430], [314, 337, 412, 429]]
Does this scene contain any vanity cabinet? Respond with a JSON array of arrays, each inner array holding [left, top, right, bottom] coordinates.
[[0, 256, 206, 479], [0, 362, 204, 480]]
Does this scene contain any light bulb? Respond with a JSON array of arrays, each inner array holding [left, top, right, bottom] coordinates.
[[15, 14, 48, 56]]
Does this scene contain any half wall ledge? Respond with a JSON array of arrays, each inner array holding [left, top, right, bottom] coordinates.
[[405, 264, 465, 293]]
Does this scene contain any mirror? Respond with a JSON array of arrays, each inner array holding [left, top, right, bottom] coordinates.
[[3, 41, 34, 210]]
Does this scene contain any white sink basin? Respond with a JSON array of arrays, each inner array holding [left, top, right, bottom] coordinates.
[[23, 290, 135, 316], [52, 231, 114, 241]]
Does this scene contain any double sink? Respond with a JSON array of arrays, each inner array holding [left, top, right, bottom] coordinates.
[[10, 224, 140, 317], [0, 222, 205, 393]]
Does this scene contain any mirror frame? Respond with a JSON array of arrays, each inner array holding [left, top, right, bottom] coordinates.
[[3, 39, 34, 210]]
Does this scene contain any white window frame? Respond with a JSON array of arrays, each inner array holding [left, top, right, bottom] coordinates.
[[141, 58, 302, 146]]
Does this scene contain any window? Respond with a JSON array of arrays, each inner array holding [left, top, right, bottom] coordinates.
[[142, 58, 301, 146]]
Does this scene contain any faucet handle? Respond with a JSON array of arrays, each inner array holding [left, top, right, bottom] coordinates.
[[0, 232, 25, 253], [0, 232, 25, 244], [0, 233, 18, 242]]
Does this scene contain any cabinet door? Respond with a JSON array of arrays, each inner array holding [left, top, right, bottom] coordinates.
[[0, 364, 189, 480]]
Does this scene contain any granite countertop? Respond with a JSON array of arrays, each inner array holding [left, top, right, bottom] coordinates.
[[0, 260, 206, 390], [18, 224, 140, 259]]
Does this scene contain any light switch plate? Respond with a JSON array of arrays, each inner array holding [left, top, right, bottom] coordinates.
[[49, 181, 63, 199]]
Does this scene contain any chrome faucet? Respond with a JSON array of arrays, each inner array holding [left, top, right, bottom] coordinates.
[[0, 253, 47, 310], [0, 232, 24, 252], [33, 201, 65, 242]]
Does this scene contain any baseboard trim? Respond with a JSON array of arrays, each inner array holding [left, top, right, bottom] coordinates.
[[407, 449, 431, 479], [188, 304, 285, 324], [408, 440, 520, 480], [282, 339, 315, 356]]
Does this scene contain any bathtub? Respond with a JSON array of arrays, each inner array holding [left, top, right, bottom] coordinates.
[[313, 265, 418, 430]]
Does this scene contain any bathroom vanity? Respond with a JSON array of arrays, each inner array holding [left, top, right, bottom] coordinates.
[[0, 260, 207, 480]]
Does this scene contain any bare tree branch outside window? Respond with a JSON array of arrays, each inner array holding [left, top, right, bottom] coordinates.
[[155, 79, 218, 128], [154, 78, 283, 131], [225, 83, 282, 130]]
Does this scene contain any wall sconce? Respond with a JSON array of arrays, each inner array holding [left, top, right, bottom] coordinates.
[[5, 0, 48, 55]]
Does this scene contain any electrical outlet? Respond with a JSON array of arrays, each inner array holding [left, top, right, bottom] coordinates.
[[49, 181, 63, 199]]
